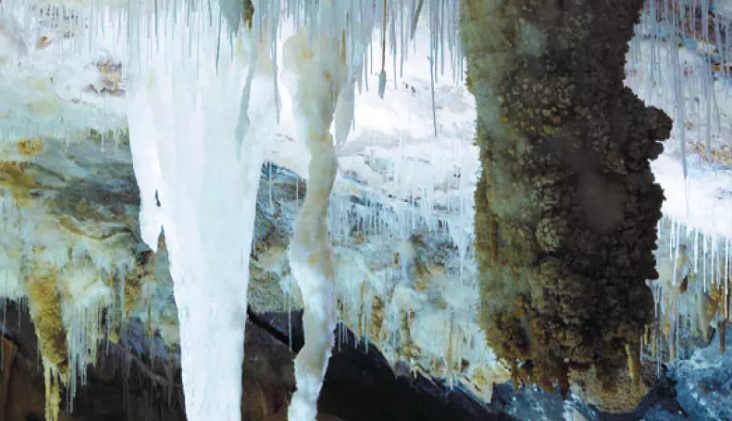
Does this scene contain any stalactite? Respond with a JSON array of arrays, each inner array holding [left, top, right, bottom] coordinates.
[[44, 365, 62, 421], [26, 265, 68, 421], [282, 24, 348, 421], [126, 2, 278, 421], [461, 0, 672, 394], [626, 341, 641, 385]]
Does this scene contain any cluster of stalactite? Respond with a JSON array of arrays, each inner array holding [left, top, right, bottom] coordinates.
[[461, 0, 672, 395]]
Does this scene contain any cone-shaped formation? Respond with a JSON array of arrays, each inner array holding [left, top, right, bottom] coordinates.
[[127, 2, 278, 420]]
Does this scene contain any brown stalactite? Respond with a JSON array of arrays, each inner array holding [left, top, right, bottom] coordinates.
[[462, 0, 672, 394]]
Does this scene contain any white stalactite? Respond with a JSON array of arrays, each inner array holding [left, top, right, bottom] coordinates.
[[127, 2, 277, 421], [282, 25, 349, 421]]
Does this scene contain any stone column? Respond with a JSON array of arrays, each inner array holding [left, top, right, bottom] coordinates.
[[461, 0, 672, 394]]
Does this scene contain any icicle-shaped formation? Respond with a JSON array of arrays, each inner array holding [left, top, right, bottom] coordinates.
[[127, 1, 277, 421], [649, 215, 732, 366], [59, 258, 115, 412], [281, 2, 372, 419], [628, 1, 731, 181], [635, 0, 732, 360]]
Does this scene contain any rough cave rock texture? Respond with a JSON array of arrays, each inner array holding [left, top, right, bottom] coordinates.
[[461, 0, 673, 394], [2, 303, 521, 421]]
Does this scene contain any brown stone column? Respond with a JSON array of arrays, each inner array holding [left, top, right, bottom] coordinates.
[[461, 0, 672, 394]]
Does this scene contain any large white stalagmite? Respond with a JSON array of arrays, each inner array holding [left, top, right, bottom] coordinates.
[[127, 1, 277, 420], [282, 12, 361, 420]]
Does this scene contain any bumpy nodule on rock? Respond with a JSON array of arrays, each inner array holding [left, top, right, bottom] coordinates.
[[461, 0, 672, 395]]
